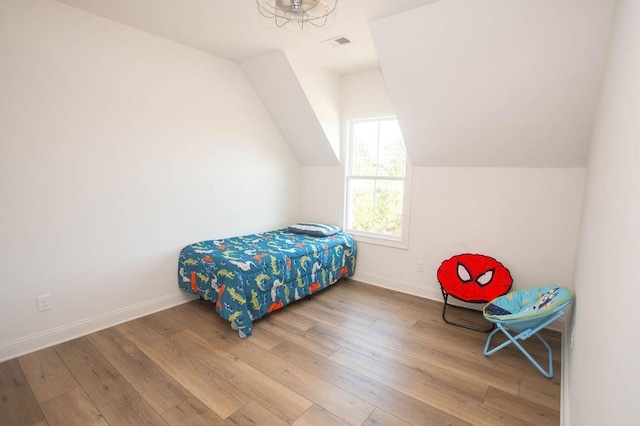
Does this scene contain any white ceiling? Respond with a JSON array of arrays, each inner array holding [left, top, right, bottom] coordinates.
[[372, 0, 615, 167], [53, 0, 441, 75], [51, 0, 615, 168]]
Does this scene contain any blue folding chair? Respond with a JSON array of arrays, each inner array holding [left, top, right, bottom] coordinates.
[[482, 286, 574, 378]]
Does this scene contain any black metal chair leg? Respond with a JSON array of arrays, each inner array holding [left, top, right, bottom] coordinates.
[[441, 290, 495, 333]]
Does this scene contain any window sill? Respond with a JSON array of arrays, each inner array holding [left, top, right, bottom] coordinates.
[[348, 231, 409, 250]]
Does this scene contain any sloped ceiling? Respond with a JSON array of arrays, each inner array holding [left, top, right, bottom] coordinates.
[[242, 51, 339, 167], [286, 53, 342, 160], [52, 0, 441, 75], [371, 0, 615, 167]]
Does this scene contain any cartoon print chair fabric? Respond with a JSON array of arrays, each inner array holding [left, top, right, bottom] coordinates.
[[482, 286, 574, 378], [437, 254, 513, 332]]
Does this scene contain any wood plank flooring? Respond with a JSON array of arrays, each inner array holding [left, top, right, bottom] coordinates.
[[0, 280, 562, 425]]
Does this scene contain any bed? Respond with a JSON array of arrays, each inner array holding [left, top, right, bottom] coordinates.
[[178, 227, 357, 337]]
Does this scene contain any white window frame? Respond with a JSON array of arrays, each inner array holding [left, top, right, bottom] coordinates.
[[342, 116, 412, 249]]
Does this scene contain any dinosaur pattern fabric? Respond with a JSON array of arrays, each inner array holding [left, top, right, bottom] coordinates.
[[178, 229, 357, 337]]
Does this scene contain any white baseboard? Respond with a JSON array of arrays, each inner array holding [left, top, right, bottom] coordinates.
[[353, 271, 443, 300], [0, 291, 197, 362], [1, 272, 566, 361], [352, 270, 565, 332]]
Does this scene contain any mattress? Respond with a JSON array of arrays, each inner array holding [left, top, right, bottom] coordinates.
[[178, 229, 357, 337]]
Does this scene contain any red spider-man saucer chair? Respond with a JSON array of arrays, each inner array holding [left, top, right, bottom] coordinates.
[[437, 253, 513, 332]]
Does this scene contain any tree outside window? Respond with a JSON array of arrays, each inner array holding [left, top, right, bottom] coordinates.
[[346, 118, 407, 239]]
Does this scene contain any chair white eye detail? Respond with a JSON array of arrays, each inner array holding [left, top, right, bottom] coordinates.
[[477, 269, 494, 286], [457, 263, 472, 282]]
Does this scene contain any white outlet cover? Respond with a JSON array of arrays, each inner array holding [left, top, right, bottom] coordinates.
[[37, 294, 52, 312]]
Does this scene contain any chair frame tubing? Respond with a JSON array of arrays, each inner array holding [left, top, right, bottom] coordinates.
[[483, 308, 566, 378], [441, 289, 495, 333]]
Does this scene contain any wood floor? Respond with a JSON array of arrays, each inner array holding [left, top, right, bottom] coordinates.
[[0, 280, 562, 425]]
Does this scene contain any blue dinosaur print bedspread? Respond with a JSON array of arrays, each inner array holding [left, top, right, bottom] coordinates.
[[178, 229, 357, 337]]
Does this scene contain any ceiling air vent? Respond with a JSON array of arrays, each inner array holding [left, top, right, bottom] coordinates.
[[322, 35, 352, 48]]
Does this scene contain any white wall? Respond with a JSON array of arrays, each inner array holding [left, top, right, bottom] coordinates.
[[361, 167, 585, 301], [566, 0, 640, 424], [0, 0, 300, 361], [342, 69, 394, 119], [302, 69, 586, 316], [299, 167, 342, 227]]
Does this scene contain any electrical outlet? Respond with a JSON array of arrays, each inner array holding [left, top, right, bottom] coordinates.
[[416, 261, 424, 273], [36, 294, 52, 312]]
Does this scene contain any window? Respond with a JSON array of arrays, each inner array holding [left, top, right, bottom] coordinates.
[[345, 117, 411, 246]]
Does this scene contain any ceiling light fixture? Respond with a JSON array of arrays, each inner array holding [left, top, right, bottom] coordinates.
[[257, 0, 339, 30]]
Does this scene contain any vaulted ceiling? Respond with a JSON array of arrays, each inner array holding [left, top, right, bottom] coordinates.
[[52, 0, 441, 75], [242, 51, 340, 166], [52, 0, 616, 168], [371, 0, 615, 167]]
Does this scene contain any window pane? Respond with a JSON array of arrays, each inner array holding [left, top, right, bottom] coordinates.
[[378, 120, 406, 177], [374, 180, 404, 236], [347, 178, 374, 232], [351, 121, 378, 176], [346, 117, 408, 241]]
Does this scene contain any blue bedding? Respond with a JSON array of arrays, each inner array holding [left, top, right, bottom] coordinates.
[[178, 229, 357, 337]]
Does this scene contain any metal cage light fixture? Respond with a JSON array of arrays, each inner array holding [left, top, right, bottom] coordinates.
[[257, 0, 339, 30]]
